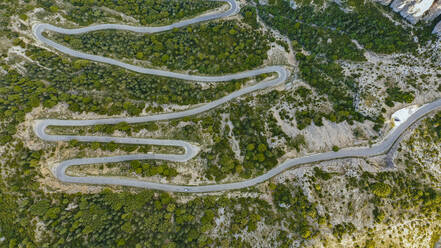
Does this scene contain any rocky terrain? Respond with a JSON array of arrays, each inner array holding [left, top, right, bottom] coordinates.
[[374, 0, 441, 32]]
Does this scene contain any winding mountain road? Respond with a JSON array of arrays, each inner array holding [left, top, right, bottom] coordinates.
[[33, 0, 441, 192]]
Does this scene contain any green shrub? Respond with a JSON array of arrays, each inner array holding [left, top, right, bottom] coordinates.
[[370, 182, 391, 198]]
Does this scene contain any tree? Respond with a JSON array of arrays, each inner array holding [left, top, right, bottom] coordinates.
[[370, 182, 391, 198]]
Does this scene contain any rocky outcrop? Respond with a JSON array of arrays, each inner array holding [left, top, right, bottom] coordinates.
[[373, 0, 394, 6], [390, 0, 441, 24], [372, 0, 441, 33], [422, 0, 441, 21], [358, 0, 441, 34]]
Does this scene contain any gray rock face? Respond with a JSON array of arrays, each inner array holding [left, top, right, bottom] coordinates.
[[432, 19, 441, 34], [389, 0, 441, 24], [423, 1, 441, 21], [372, 0, 393, 6], [371, 0, 441, 31]]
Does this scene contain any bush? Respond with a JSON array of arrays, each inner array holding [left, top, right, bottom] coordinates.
[[370, 182, 391, 198]]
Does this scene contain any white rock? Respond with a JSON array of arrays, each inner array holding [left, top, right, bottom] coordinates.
[[390, 0, 441, 24], [423, 1, 441, 21], [391, 105, 420, 128], [289, 0, 297, 9]]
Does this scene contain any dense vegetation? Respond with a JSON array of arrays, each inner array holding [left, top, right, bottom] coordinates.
[[36, 0, 223, 26], [273, 184, 319, 240], [256, 0, 427, 130], [0, 144, 270, 247], [258, 1, 369, 129], [240, 6, 260, 29], [0, 69, 58, 145], [128, 160, 178, 178], [48, 20, 270, 74], [259, 0, 424, 55], [295, 54, 366, 126], [259, 3, 365, 61], [385, 87, 415, 107], [202, 100, 287, 180], [23, 45, 257, 115]]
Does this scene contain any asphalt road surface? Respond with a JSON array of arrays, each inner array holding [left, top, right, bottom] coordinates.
[[33, 0, 441, 192]]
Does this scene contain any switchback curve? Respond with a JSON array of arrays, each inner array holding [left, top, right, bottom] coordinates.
[[32, 0, 441, 192]]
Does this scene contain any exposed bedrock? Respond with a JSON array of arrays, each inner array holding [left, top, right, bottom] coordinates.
[[390, 0, 441, 24], [371, 0, 441, 34]]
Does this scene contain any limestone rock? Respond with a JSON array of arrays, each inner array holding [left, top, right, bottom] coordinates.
[[422, 0, 441, 21], [372, 0, 393, 6], [391, 0, 436, 23], [388, 0, 441, 24], [382, 0, 441, 34]]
